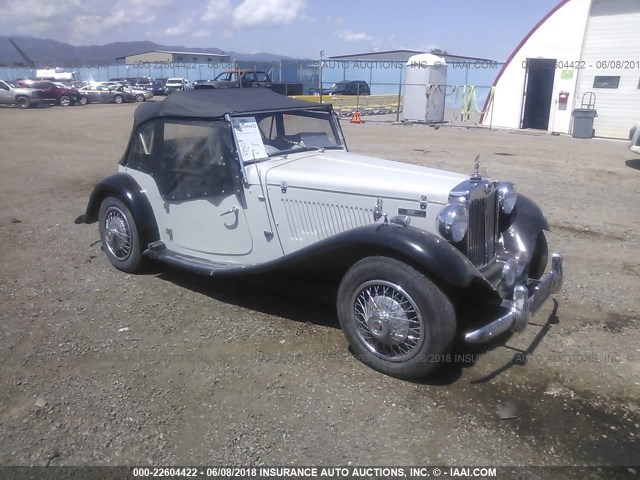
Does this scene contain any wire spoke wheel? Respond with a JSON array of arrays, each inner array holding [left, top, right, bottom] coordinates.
[[103, 206, 132, 260], [351, 280, 425, 362]]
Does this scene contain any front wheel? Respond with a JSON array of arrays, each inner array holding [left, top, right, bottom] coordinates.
[[98, 197, 146, 273], [59, 95, 71, 106], [114, 94, 123, 104], [337, 256, 456, 379], [77, 96, 87, 105], [135, 93, 145, 102], [15, 96, 30, 109]]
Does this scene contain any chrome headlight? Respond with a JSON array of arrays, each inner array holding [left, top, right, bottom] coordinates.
[[497, 182, 517, 215], [436, 203, 468, 243]]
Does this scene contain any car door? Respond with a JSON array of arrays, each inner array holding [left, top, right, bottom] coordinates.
[[127, 119, 254, 257], [81, 86, 100, 102], [97, 86, 114, 102], [0, 81, 11, 105]]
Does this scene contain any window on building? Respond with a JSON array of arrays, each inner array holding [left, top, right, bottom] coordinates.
[[593, 76, 620, 89]]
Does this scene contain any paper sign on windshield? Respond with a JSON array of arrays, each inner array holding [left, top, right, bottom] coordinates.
[[230, 117, 268, 162]]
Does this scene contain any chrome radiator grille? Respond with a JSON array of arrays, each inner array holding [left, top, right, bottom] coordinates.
[[465, 190, 499, 267]]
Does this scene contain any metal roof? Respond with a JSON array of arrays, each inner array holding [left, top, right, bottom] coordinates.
[[116, 50, 230, 61], [329, 49, 497, 63]]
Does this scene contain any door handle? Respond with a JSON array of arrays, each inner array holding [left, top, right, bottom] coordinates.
[[220, 206, 239, 216]]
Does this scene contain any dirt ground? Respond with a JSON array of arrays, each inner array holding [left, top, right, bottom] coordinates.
[[0, 102, 638, 473]]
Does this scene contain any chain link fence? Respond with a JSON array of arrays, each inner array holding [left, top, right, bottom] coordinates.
[[0, 58, 502, 125]]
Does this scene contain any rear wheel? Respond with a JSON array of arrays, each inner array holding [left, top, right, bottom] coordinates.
[[59, 95, 71, 106], [337, 256, 456, 379], [15, 96, 30, 109], [98, 197, 146, 273], [114, 94, 123, 104]]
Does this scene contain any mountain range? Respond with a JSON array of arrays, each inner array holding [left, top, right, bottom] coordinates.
[[0, 36, 296, 67]]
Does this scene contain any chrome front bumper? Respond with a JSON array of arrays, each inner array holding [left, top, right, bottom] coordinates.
[[464, 253, 563, 344]]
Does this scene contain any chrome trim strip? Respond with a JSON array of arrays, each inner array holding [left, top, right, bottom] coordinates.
[[464, 253, 563, 344]]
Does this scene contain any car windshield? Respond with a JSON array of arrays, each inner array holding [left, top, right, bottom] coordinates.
[[214, 72, 237, 82], [232, 109, 343, 162]]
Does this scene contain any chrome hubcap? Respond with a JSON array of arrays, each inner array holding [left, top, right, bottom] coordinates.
[[103, 207, 132, 260], [352, 281, 424, 362]]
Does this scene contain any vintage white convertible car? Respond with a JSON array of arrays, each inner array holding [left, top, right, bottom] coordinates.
[[85, 89, 563, 379]]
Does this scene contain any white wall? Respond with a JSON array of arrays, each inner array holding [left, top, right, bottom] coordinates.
[[574, 0, 640, 138], [482, 0, 592, 133]]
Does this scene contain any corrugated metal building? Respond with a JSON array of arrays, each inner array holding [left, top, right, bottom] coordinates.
[[481, 0, 640, 139], [117, 51, 230, 65]]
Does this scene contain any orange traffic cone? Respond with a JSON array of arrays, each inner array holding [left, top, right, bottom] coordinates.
[[350, 111, 364, 124]]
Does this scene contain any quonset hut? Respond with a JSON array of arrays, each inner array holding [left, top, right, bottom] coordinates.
[[481, 0, 640, 139]]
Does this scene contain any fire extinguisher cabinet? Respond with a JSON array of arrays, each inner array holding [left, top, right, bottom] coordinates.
[[403, 54, 447, 123]]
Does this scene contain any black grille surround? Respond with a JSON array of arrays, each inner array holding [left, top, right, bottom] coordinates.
[[464, 187, 499, 268]]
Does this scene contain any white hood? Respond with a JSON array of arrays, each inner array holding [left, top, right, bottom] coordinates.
[[263, 151, 467, 205]]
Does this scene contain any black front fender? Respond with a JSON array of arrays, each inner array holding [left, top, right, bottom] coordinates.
[[260, 223, 492, 295], [84, 173, 159, 246], [502, 194, 550, 256]]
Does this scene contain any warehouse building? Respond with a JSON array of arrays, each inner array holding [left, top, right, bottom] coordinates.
[[116, 50, 230, 65], [481, 0, 640, 139]]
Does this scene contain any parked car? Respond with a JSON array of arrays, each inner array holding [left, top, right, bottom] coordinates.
[[151, 78, 169, 95], [630, 122, 640, 154], [195, 70, 272, 90], [0, 79, 44, 108], [84, 89, 563, 380], [165, 78, 191, 94], [310, 80, 371, 96], [334, 80, 371, 96], [119, 85, 154, 102], [78, 85, 135, 104], [128, 77, 152, 90], [16, 80, 83, 106]]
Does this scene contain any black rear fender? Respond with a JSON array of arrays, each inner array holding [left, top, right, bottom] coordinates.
[[84, 173, 159, 247]]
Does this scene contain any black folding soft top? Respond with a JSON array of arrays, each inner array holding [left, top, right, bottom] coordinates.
[[134, 88, 332, 127]]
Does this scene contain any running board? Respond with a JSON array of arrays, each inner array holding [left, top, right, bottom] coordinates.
[[144, 241, 249, 276]]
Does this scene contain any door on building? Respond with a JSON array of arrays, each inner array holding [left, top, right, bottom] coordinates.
[[521, 58, 556, 130]]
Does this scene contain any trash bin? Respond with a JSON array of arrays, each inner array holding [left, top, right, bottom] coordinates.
[[572, 108, 597, 139]]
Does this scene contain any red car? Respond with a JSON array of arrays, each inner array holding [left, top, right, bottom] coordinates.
[[15, 80, 84, 106]]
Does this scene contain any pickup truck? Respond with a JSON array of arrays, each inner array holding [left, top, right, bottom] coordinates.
[[195, 70, 271, 89], [0, 79, 44, 108], [194, 70, 303, 95]]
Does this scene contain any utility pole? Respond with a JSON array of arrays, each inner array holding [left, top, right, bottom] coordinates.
[[319, 50, 324, 103]]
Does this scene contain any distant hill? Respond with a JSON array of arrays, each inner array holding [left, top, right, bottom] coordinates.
[[0, 36, 296, 67]]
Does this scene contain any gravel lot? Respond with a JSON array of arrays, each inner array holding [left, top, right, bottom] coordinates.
[[0, 102, 638, 472]]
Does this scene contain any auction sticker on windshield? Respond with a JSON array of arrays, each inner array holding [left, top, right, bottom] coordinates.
[[230, 117, 268, 162]]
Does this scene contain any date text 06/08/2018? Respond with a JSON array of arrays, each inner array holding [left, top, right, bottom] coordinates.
[[522, 59, 640, 70]]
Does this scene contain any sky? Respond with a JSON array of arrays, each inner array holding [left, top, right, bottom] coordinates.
[[0, 0, 562, 61]]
